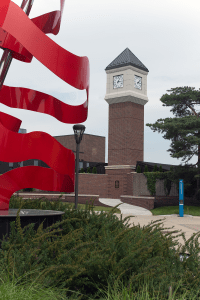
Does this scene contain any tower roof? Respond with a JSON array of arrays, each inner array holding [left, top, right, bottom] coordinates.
[[105, 48, 149, 72]]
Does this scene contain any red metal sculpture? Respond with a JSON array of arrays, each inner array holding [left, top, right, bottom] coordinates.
[[0, 0, 90, 210]]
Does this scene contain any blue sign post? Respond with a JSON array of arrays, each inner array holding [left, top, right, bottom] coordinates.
[[179, 179, 184, 217]]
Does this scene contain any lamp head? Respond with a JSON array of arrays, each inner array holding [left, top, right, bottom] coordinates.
[[73, 124, 85, 144]]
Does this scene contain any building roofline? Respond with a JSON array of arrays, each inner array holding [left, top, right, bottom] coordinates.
[[53, 133, 105, 138]]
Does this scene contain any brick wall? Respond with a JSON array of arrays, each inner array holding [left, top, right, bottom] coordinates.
[[71, 170, 179, 200], [126, 172, 134, 196], [18, 192, 198, 210], [34, 171, 133, 200], [154, 195, 200, 208], [73, 174, 109, 198], [156, 179, 179, 196], [132, 173, 178, 197], [34, 172, 179, 202], [32, 174, 108, 198], [16, 193, 112, 208], [53, 134, 105, 163], [108, 102, 144, 166], [120, 195, 155, 210], [30, 172, 199, 210], [105, 167, 134, 198], [119, 195, 200, 210]]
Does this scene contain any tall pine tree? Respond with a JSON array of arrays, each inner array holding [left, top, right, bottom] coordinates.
[[146, 86, 200, 200]]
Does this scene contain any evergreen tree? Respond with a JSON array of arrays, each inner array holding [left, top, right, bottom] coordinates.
[[144, 165, 149, 172], [92, 166, 97, 174], [159, 165, 163, 172], [87, 167, 91, 173], [168, 164, 198, 198], [153, 164, 158, 172], [23, 188, 34, 192], [146, 86, 200, 200], [136, 165, 141, 173], [80, 168, 84, 173]]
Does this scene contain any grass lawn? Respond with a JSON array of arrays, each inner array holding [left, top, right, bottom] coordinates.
[[42, 201, 200, 217], [150, 205, 200, 216], [41, 200, 122, 214]]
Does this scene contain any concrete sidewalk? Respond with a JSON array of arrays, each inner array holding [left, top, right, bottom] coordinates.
[[99, 198, 200, 257], [112, 214, 200, 255], [99, 198, 153, 215]]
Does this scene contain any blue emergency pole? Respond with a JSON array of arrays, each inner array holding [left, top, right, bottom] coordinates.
[[179, 179, 184, 217]]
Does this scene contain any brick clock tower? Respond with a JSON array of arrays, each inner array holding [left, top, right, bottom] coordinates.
[[104, 48, 149, 198]]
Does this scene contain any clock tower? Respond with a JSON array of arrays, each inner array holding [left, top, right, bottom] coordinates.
[[104, 48, 149, 191]]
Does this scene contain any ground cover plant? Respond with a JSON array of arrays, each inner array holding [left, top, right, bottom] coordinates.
[[150, 205, 200, 216], [40, 200, 122, 214], [0, 195, 199, 299]]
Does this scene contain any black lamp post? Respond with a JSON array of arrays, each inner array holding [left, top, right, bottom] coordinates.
[[73, 124, 85, 209], [16, 162, 21, 198]]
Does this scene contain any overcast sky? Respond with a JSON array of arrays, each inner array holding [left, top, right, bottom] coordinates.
[[2, 0, 200, 166]]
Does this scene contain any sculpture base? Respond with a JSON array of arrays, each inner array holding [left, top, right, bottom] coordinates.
[[0, 209, 65, 249]]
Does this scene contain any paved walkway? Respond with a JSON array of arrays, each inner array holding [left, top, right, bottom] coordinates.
[[97, 198, 200, 258], [112, 214, 200, 256]]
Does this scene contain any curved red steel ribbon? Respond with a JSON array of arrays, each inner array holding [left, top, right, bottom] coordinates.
[[0, 121, 75, 176], [0, 166, 74, 210], [0, 0, 65, 63], [0, 0, 89, 121], [30, 0, 65, 36], [0, 111, 75, 210], [0, 111, 21, 133], [0, 1, 90, 91], [0, 85, 88, 124], [0, 0, 90, 209]]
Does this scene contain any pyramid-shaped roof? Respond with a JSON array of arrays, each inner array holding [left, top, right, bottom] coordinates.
[[105, 48, 149, 72]]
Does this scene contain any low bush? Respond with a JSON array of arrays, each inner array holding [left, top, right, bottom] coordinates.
[[92, 166, 97, 174], [22, 188, 35, 192], [153, 164, 158, 172], [136, 165, 141, 173], [0, 195, 200, 299], [86, 167, 91, 173]]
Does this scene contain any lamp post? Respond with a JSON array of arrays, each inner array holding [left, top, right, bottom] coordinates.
[[73, 124, 85, 209], [16, 162, 21, 198]]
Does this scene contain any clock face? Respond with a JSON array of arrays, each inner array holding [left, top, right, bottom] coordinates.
[[134, 75, 142, 90], [113, 75, 123, 89]]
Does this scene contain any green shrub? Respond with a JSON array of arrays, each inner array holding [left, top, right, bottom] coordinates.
[[23, 188, 34, 192], [153, 164, 158, 172], [2, 194, 200, 300], [159, 165, 163, 172], [80, 168, 84, 173], [144, 165, 149, 172], [87, 167, 91, 173], [136, 165, 141, 173], [92, 166, 97, 174]]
